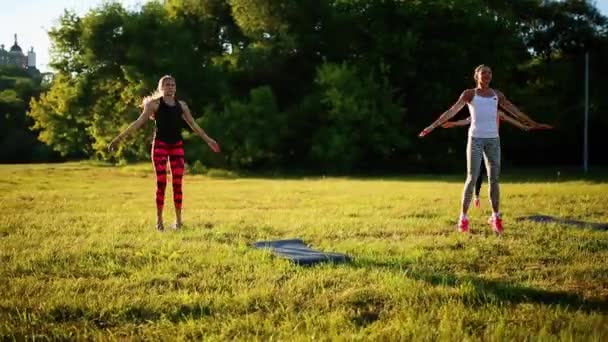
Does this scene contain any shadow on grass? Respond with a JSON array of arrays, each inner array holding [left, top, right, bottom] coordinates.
[[43, 303, 213, 328], [43, 161, 608, 183], [517, 215, 608, 231], [351, 258, 608, 313]]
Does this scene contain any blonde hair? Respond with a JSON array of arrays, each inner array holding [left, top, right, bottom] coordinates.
[[142, 75, 175, 107], [473, 64, 491, 83]]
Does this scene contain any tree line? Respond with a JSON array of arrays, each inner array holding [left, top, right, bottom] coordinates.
[[4, 0, 607, 172], [0, 66, 57, 162]]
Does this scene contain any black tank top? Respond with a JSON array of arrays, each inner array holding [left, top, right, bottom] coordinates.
[[154, 97, 184, 143]]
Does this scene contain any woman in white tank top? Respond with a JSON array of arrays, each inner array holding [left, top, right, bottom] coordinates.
[[442, 110, 532, 209], [418, 65, 552, 234]]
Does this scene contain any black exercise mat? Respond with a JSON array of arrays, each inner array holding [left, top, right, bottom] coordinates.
[[252, 239, 352, 265]]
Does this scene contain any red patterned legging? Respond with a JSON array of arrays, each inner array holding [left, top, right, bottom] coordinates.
[[152, 139, 185, 209]]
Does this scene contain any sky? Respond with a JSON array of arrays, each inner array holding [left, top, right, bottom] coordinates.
[[1, 0, 608, 73], [0, 0, 149, 72]]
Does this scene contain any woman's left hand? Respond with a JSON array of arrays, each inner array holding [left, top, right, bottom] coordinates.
[[418, 126, 434, 137], [206, 138, 221, 153]]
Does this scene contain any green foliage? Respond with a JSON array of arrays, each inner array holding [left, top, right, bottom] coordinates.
[[21, 0, 608, 168], [228, 0, 293, 37], [88, 77, 152, 162], [28, 74, 92, 158], [0, 66, 55, 162], [189, 159, 206, 174], [312, 63, 408, 171], [201, 85, 286, 169], [48, 11, 86, 73], [0, 89, 23, 108]]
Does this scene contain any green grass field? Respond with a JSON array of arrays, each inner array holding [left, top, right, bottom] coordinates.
[[1, 163, 607, 340]]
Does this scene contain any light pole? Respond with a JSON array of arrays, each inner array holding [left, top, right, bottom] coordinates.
[[583, 52, 589, 174]]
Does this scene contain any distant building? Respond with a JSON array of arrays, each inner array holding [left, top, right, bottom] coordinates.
[[0, 34, 39, 74]]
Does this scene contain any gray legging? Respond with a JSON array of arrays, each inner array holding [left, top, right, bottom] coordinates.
[[462, 137, 501, 214]]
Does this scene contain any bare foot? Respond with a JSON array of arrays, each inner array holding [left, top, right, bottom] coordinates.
[[156, 222, 165, 232]]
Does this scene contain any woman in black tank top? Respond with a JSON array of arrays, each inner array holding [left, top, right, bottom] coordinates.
[[154, 96, 185, 144], [108, 75, 221, 231]]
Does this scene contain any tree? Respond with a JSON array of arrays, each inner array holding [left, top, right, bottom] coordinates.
[[0, 66, 56, 162], [24, 0, 608, 168]]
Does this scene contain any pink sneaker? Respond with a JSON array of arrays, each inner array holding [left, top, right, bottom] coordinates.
[[489, 216, 503, 234], [458, 217, 469, 233], [474, 198, 480, 208]]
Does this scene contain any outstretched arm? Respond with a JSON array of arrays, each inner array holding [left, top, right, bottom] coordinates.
[[180, 101, 221, 153], [442, 117, 471, 128], [498, 111, 530, 130], [496, 90, 552, 129], [419, 89, 474, 137], [108, 101, 155, 152]]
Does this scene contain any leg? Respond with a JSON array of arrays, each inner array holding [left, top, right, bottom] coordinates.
[[168, 141, 185, 229], [152, 140, 169, 230], [461, 137, 484, 215], [474, 157, 484, 208], [483, 138, 501, 215], [475, 157, 484, 199]]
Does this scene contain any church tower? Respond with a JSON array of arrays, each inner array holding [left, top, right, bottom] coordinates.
[[27, 47, 36, 68], [0, 34, 36, 71], [0, 44, 7, 65], [8, 34, 27, 68]]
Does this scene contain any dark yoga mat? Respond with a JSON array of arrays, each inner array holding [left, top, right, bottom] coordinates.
[[252, 239, 352, 265], [516, 215, 608, 231]]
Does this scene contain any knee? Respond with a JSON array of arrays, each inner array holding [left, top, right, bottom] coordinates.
[[465, 172, 477, 183], [463, 176, 472, 186]]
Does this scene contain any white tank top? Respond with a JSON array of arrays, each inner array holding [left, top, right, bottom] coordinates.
[[467, 89, 499, 138]]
